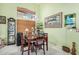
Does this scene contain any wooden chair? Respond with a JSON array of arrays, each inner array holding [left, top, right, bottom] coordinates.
[[33, 36, 45, 55], [20, 32, 46, 55], [21, 33, 31, 55], [20, 32, 35, 55], [27, 33, 46, 55]]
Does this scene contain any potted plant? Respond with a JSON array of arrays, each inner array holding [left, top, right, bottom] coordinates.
[[37, 22, 44, 36]]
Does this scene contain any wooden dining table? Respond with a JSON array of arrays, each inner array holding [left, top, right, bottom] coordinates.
[[21, 33, 48, 55]]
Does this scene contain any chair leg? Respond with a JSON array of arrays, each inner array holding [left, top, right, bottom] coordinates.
[[35, 46, 37, 55], [21, 46, 24, 55], [28, 40, 31, 55], [22, 50, 24, 55], [43, 41, 45, 55], [21, 48, 24, 55], [28, 46, 30, 55], [46, 43, 48, 51]]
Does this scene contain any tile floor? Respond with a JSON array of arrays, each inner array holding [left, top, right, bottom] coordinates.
[[0, 43, 71, 55]]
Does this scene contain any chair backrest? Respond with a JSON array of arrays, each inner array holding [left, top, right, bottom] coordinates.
[[21, 33, 24, 45], [44, 33, 48, 38]]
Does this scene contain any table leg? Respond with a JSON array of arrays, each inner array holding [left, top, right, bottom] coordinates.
[[43, 40, 45, 55], [28, 39, 30, 55], [46, 37, 48, 51]]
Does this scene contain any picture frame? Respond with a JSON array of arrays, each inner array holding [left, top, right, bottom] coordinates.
[[0, 16, 6, 24], [45, 12, 62, 28], [64, 13, 76, 29]]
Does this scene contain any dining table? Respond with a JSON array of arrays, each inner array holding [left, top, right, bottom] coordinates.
[[21, 33, 48, 55]]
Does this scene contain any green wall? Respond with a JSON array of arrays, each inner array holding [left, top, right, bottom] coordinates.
[[0, 3, 40, 43], [40, 3, 79, 54], [0, 3, 79, 54]]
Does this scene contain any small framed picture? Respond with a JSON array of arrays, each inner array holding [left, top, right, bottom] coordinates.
[[64, 13, 76, 29], [0, 16, 6, 24]]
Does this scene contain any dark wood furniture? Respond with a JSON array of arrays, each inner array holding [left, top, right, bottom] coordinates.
[[27, 36, 45, 55], [21, 33, 48, 55]]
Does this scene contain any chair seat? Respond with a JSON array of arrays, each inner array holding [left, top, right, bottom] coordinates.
[[33, 40, 44, 46]]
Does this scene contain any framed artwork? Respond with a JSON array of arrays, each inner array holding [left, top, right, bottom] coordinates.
[[0, 16, 6, 24], [45, 12, 62, 28], [64, 13, 76, 29]]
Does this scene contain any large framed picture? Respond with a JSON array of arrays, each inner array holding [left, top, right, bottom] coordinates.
[[0, 16, 6, 24], [64, 13, 76, 29], [45, 12, 62, 28]]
